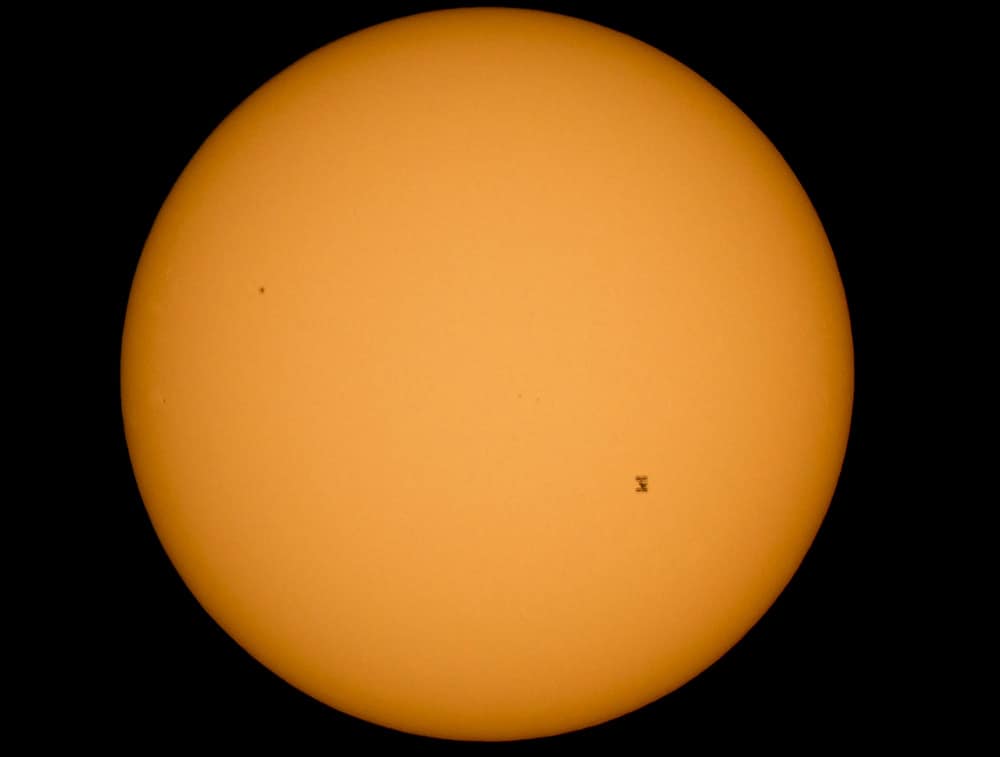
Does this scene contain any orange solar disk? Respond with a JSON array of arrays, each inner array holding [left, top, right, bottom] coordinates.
[[121, 8, 853, 741]]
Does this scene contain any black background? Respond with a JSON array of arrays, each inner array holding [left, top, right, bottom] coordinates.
[[60, 1, 922, 750]]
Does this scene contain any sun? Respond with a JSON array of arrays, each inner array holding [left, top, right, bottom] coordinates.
[[121, 7, 853, 741]]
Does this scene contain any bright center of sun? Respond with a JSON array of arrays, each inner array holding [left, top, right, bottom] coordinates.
[[121, 8, 853, 742]]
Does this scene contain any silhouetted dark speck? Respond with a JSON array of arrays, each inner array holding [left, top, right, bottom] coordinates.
[[259, 287, 265, 294]]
